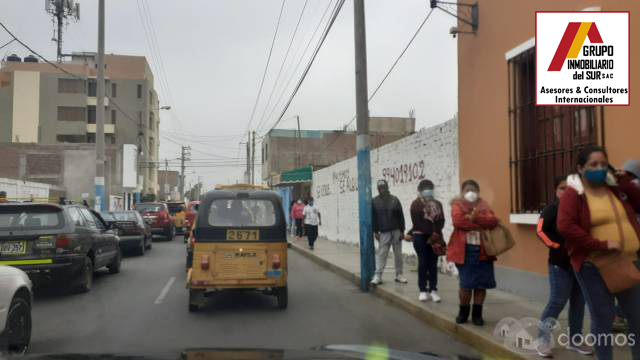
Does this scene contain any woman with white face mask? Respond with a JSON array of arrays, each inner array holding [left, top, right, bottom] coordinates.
[[408, 179, 445, 303], [447, 179, 499, 326]]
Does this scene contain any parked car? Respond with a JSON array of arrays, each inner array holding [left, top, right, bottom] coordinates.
[[102, 211, 152, 256], [0, 266, 32, 354], [167, 202, 187, 236], [134, 203, 175, 241], [0, 203, 122, 293]]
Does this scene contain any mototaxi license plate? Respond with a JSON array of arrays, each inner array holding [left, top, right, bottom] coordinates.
[[226, 230, 260, 241], [1, 241, 27, 255]]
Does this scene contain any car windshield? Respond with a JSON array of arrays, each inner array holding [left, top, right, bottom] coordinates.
[[100, 212, 115, 221], [0, 206, 64, 231], [111, 212, 138, 221], [135, 204, 163, 213], [208, 199, 276, 227]]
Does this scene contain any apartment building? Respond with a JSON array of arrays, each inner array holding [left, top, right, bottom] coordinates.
[[0, 52, 160, 195]]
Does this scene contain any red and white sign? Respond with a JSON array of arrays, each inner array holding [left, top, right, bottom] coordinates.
[[536, 11, 629, 106]]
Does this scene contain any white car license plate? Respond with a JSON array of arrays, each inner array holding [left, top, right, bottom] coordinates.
[[1, 241, 27, 255]]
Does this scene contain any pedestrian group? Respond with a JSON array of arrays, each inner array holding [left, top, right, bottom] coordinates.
[[288, 149, 640, 360]]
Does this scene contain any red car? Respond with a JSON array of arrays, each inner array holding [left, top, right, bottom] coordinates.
[[134, 203, 175, 241]]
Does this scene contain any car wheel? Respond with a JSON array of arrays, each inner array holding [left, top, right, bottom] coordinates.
[[137, 237, 145, 256], [188, 290, 200, 312], [5, 294, 31, 354], [77, 256, 93, 293], [276, 286, 288, 310], [108, 249, 122, 274]]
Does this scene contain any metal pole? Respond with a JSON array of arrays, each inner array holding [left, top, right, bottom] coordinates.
[[353, 0, 374, 291], [56, 2, 63, 63], [164, 158, 168, 201], [296, 115, 301, 168], [180, 146, 185, 201], [95, 0, 106, 212], [251, 131, 256, 185], [246, 132, 251, 183]]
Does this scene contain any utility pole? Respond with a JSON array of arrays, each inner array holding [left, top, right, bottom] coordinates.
[[251, 131, 256, 185], [245, 132, 251, 184], [164, 158, 168, 201], [95, 0, 106, 212], [296, 115, 301, 168], [354, 0, 374, 291], [180, 146, 191, 201]]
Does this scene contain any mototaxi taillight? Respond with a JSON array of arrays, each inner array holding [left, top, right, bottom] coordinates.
[[272, 254, 281, 270]]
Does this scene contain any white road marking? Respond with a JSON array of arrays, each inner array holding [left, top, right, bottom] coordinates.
[[154, 276, 176, 304]]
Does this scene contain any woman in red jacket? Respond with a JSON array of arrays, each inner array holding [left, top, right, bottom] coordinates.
[[557, 146, 640, 360], [291, 199, 306, 241], [447, 179, 498, 326]]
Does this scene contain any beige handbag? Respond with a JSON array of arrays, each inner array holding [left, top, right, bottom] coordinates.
[[591, 192, 640, 294], [482, 223, 515, 256]]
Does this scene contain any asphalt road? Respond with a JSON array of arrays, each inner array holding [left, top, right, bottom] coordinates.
[[28, 236, 480, 358]]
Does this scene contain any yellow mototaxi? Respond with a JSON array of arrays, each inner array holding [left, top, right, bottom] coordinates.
[[186, 184, 288, 311]]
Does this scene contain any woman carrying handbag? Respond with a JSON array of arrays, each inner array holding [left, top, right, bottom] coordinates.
[[557, 145, 640, 360]]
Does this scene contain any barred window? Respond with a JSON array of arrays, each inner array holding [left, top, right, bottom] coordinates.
[[57, 106, 85, 122], [87, 106, 96, 124], [111, 109, 117, 124], [507, 47, 604, 213], [58, 79, 85, 94]]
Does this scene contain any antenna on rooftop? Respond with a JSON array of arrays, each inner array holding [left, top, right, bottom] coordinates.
[[45, 0, 80, 63]]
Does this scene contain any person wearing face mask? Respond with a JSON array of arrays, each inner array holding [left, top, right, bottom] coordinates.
[[291, 199, 306, 241], [557, 146, 640, 360], [409, 179, 445, 302], [371, 179, 406, 285], [447, 179, 499, 326], [303, 197, 321, 250], [535, 176, 591, 357]]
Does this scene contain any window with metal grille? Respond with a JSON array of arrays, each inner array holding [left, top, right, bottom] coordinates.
[[111, 82, 117, 98], [507, 47, 604, 213], [111, 109, 117, 124], [57, 106, 85, 122], [58, 78, 85, 94]]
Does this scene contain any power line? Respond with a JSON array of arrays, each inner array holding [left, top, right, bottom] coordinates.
[[254, 0, 310, 133], [262, 0, 345, 136], [0, 38, 15, 50], [257, 0, 336, 134], [321, 7, 436, 153], [244, 0, 287, 133]]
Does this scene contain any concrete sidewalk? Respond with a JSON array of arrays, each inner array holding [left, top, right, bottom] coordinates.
[[289, 236, 631, 360]]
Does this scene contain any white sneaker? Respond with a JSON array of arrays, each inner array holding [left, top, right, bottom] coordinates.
[[418, 292, 429, 302], [370, 275, 382, 285], [536, 343, 553, 358], [395, 275, 408, 284], [566, 344, 593, 356], [430, 291, 441, 303]]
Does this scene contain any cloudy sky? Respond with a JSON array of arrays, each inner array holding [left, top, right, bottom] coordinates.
[[1, 0, 458, 189]]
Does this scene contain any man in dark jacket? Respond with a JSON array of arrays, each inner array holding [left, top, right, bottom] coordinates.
[[371, 179, 406, 285]]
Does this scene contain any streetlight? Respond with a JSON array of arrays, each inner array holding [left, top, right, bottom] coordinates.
[[160, 106, 171, 110]]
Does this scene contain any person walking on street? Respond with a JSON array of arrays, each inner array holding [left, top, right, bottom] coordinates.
[[536, 176, 591, 357], [409, 179, 445, 302], [447, 179, 498, 326], [558, 146, 640, 360], [291, 199, 306, 241], [371, 179, 407, 285], [303, 197, 321, 250]]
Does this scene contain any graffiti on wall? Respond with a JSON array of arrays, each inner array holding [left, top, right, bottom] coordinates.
[[381, 160, 425, 185]]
